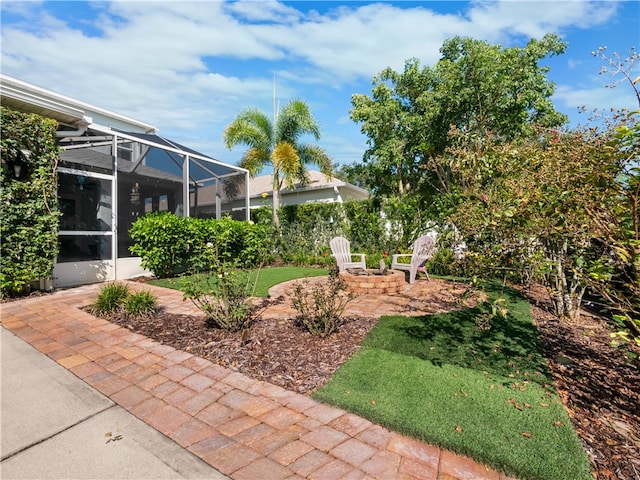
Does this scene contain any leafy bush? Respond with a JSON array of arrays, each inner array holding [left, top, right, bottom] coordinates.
[[290, 267, 354, 336], [427, 247, 455, 276], [272, 198, 435, 268], [88, 283, 131, 315], [129, 213, 273, 277], [88, 283, 158, 318], [182, 244, 255, 331], [343, 199, 389, 254], [277, 203, 340, 262], [1, 107, 61, 297], [129, 213, 192, 277], [241, 222, 274, 265], [124, 290, 158, 316], [129, 194, 440, 276]]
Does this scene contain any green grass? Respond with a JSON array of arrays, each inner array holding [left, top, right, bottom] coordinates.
[[148, 266, 328, 297], [313, 281, 591, 480]]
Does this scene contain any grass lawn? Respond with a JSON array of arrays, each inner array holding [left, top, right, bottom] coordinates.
[[148, 266, 328, 297], [313, 280, 591, 480]]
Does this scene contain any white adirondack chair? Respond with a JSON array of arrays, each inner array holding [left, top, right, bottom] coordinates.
[[391, 235, 436, 283], [329, 236, 366, 272]]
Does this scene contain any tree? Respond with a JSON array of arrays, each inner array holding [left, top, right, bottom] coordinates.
[[580, 47, 639, 338], [448, 122, 634, 320], [350, 34, 568, 200], [586, 116, 639, 336], [223, 99, 333, 227], [592, 46, 640, 108], [350, 59, 432, 198], [335, 162, 379, 194]]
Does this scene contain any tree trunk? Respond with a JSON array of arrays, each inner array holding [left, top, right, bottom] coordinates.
[[548, 245, 585, 320], [272, 172, 281, 229]]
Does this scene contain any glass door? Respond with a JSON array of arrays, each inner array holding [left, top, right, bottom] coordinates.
[[54, 167, 115, 286]]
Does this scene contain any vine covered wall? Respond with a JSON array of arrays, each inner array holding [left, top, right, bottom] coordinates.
[[1, 106, 61, 297]]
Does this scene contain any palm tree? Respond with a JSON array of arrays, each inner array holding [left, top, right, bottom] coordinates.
[[223, 99, 333, 227]]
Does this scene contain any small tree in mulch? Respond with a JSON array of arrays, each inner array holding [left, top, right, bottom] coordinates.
[[181, 243, 256, 332], [290, 267, 354, 337]]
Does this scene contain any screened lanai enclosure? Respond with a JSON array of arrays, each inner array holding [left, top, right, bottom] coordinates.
[[54, 127, 250, 286], [1, 74, 250, 287]]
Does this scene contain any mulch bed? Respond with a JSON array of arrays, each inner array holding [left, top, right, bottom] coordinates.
[[107, 301, 377, 396], [521, 285, 640, 480]]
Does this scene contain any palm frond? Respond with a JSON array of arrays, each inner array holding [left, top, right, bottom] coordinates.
[[223, 99, 331, 196], [276, 99, 321, 143], [298, 144, 334, 178], [223, 108, 273, 150], [272, 141, 302, 190], [241, 148, 270, 176]]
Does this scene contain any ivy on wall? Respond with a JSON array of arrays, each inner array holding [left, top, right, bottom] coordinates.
[[1, 106, 61, 297]]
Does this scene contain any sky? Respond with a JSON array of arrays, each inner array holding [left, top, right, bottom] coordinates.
[[1, 0, 638, 171]]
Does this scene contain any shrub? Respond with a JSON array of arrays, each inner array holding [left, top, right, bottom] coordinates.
[[272, 198, 434, 268], [89, 283, 130, 315], [241, 223, 274, 265], [182, 244, 254, 331], [124, 290, 158, 316], [129, 212, 192, 277], [427, 247, 455, 276], [88, 283, 158, 318], [129, 214, 273, 277], [290, 267, 354, 336]]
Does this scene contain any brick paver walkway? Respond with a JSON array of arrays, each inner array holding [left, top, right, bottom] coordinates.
[[1, 280, 515, 480]]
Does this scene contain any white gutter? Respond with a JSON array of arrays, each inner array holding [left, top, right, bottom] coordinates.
[[56, 126, 88, 137], [0, 74, 157, 134]]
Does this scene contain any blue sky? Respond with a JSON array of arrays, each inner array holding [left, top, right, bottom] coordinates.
[[1, 1, 638, 171]]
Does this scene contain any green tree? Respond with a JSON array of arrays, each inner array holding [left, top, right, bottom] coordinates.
[[350, 61, 424, 198], [448, 123, 633, 320], [581, 47, 639, 337], [350, 34, 568, 200], [334, 162, 379, 194], [586, 116, 639, 337], [223, 99, 333, 227]]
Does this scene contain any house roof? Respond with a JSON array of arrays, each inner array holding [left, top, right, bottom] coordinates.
[[250, 171, 369, 198], [0, 74, 156, 133], [1, 74, 249, 183]]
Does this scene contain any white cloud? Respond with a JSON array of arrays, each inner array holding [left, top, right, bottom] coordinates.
[[567, 59, 584, 69], [554, 82, 637, 118], [3, 1, 624, 95], [467, 0, 619, 40], [274, 3, 461, 81], [224, 0, 302, 23], [0, 0, 635, 162]]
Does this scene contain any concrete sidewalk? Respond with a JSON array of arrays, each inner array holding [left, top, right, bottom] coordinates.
[[1, 327, 228, 480]]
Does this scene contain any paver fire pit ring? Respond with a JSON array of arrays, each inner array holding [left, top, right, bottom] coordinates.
[[339, 269, 406, 295]]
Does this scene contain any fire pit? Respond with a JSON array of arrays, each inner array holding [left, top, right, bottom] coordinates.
[[340, 267, 406, 294]]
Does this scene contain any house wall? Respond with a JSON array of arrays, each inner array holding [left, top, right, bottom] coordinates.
[[194, 182, 368, 216]]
